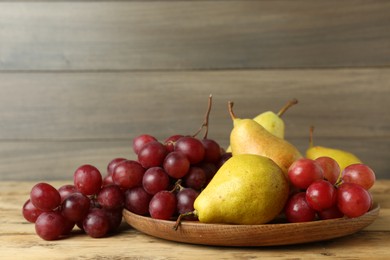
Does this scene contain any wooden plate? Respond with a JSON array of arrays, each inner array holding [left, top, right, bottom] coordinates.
[[123, 203, 380, 247]]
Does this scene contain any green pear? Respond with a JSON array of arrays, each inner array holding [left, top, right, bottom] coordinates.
[[306, 126, 362, 172], [193, 154, 289, 225], [226, 99, 298, 152], [228, 101, 302, 175]]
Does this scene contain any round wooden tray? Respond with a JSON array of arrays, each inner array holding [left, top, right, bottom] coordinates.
[[123, 203, 380, 247]]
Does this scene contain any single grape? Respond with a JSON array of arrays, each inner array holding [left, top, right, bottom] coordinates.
[[124, 187, 152, 215], [337, 182, 372, 218], [315, 156, 341, 185], [201, 138, 221, 164], [183, 167, 207, 191], [35, 211, 66, 240], [318, 205, 344, 220], [341, 163, 376, 190], [138, 141, 168, 168], [97, 184, 124, 210], [287, 158, 324, 189], [83, 208, 110, 238], [103, 174, 115, 186], [164, 134, 184, 152], [306, 179, 337, 211], [74, 164, 102, 196], [112, 160, 145, 189], [176, 188, 199, 220], [22, 199, 44, 223], [30, 182, 61, 211], [197, 162, 218, 184], [149, 190, 177, 220], [107, 157, 127, 176], [163, 151, 190, 179], [284, 192, 316, 223], [61, 192, 91, 222], [142, 167, 170, 195], [58, 184, 78, 202], [104, 208, 123, 233], [174, 136, 205, 164], [216, 152, 232, 169], [133, 134, 157, 155]]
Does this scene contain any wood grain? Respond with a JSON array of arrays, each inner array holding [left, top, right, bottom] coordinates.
[[1, 1, 390, 70], [1, 180, 389, 259]]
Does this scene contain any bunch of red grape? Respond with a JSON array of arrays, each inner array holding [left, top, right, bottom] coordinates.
[[285, 157, 376, 222], [22, 133, 230, 241]]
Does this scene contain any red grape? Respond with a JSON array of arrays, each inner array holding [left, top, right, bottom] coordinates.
[[107, 157, 127, 176], [61, 192, 91, 222], [22, 199, 43, 223], [74, 165, 102, 196], [163, 151, 190, 179], [149, 190, 177, 220], [306, 180, 337, 211], [174, 136, 205, 164], [201, 138, 221, 164], [83, 208, 110, 238], [138, 141, 168, 168], [164, 134, 184, 152], [133, 134, 157, 155], [217, 152, 232, 169], [315, 156, 341, 185], [176, 188, 199, 220], [104, 208, 123, 233], [288, 158, 324, 189], [142, 167, 170, 195], [337, 182, 372, 218], [30, 182, 61, 211], [112, 160, 145, 189], [35, 211, 66, 240], [318, 205, 344, 220], [183, 167, 207, 191], [97, 184, 124, 210], [58, 184, 78, 202], [341, 163, 376, 190], [285, 192, 316, 223], [124, 187, 152, 215]]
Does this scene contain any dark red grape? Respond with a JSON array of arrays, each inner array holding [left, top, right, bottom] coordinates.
[[183, 167, 207, 191], [306, 179, 337, 211], [104, 208, 123, 233], [35, 211, 66, 240], [61, 192, 91, 222], [217, 152, 232, 168], [30, 182, 61, 211], [22, 199, 43, 223], [163, 151, 190, 179], [133, 134, 158, 155], [288, 158, 324, 189], [149, 190, 177, 220], [97, 184, 124, 210], [74, 164, 102, 196], [197, 162, 218, 184], [138, 141, 168, 168], [337, 182, 372, 218], [142, 167, 170, 195], [201, 138, 221, 164], [285, 192, 316, 223], [124, 187, 152, 215], [318, 205, 344, 220], [164, 134, 184, 152], [174, 136, 205, 164], [58, 184, 78, 202], [112, 160, 145, 189], [177, 188, 199, 220], [83, 208, 110, 238], [107, 157, 127, 176]]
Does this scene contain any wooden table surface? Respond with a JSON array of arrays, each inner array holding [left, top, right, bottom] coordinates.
[[1, 180, 389, 259]]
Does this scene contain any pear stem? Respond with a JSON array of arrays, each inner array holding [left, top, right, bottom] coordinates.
[[309, 125, 315, 148], [277, 98, 298, 117], [193, 94, 212, 139], [173, 210, 197, 231], [228, 101, 236, 120]]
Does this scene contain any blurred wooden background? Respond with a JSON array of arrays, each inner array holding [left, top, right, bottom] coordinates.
[[0, 1, 389, 180]]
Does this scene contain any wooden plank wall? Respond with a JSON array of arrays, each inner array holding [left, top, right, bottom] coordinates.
[[0, 0, 389, 180]]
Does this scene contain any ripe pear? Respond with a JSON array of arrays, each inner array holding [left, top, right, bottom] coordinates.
[[306, 126, 362, 172], [228, 102, 302, 174], [226, 99, 298, 152], [193, 154, 289, 225]]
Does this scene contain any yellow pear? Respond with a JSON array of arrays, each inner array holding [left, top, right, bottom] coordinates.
[[228, 101, 302, 174], [226, 99, 298, 152], [306, 126, 362, 172], [193, 154, 289, 225]]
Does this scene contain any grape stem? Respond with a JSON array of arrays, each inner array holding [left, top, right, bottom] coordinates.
[[193, 94, 213, 139], [309, 125, 315, 148], [173, 210, 197, 231], [277, 98, 298, 117]]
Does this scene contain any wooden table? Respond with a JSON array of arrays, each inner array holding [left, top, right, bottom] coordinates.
[[1, 180, 389, 259]]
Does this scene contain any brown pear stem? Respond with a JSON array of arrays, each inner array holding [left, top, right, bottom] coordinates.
[[277, 98, 298, 117], [193, 94, 212, 139], [309, 126, 315, 148], [173, 211, 197, 231], [228, 101, 236, 120]]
